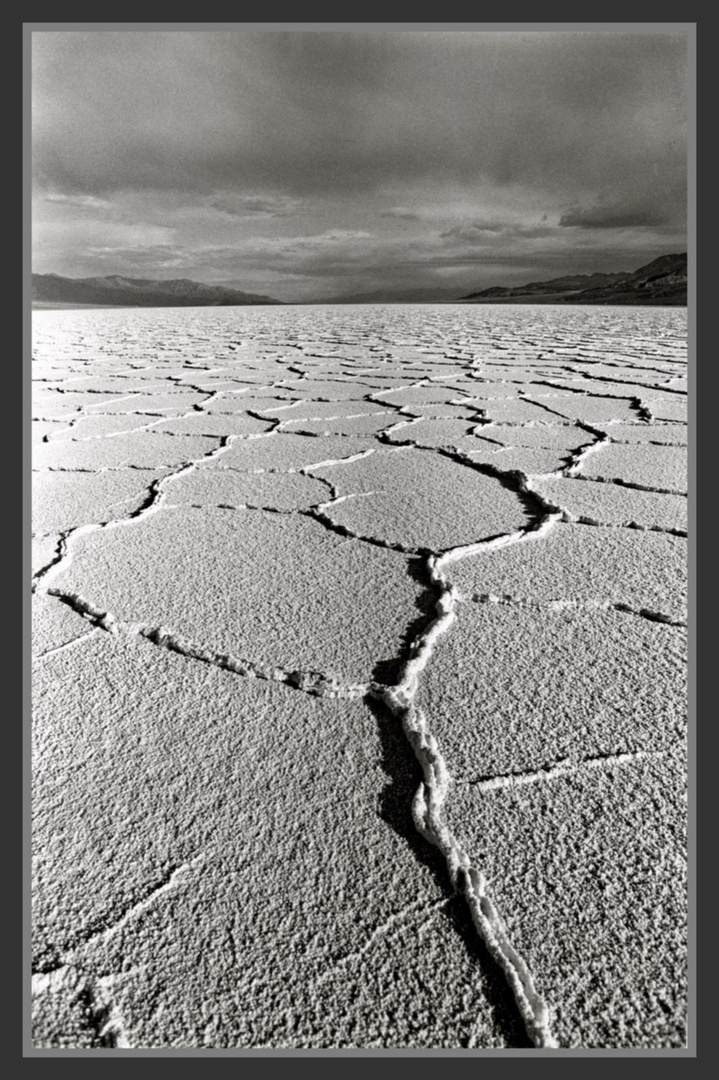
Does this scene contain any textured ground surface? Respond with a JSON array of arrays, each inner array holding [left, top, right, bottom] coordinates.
[[31, 304, 688, 1050]]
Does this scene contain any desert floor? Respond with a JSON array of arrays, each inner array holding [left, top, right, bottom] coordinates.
[[30, 304, 688, 1050]]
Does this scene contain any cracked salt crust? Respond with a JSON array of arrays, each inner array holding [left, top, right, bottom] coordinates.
[[462, 445, 572, 476], [152, 413, 275, 438], [204, 393, 296, 414], [439, 750, 687, 1048], [162, 469, 331, 511], [310, 447, 530, 551], [463, 398, 564, 424], [32, 420, 69, 444], [530, 394, 643, 424], [31, 304, 688, 1050], [385, 418, 477, 449], [579, 442, 687, 494], [32, 468, 173, 534], [398, 403, 484, 420], [372, 385, 476, 407], [47, 505, 425, 685], [32, 535, 63, 577], [534, 476, 687, 533], [281, 413, 399, 437], [415, 604, 686, 780], [476, 423, 594, 450], [451, 521, 687, 624], [265, 399, 386, 420], [45, 413, 172, 441], [210, 433, 376, 472], [642, 399, 688, 423], [32, 593, 98, 659], [592, 422, 687, 445], [33, 433, 222, 471], [533, 377, 682, 401]]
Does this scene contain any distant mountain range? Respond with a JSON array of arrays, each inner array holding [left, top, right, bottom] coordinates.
[[459, 253, 687, 305], [33, 254, 687, 308], [32, 273, 283, 307]]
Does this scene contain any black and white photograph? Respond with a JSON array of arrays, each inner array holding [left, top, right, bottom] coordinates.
[[28, 24, 692, 1052]]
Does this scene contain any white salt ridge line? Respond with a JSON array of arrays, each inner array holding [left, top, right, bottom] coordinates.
[[526, 430, 612, 484], [374, 503, 566, 1047], [560, 507, 687, 539], [281, 409, 395, 424], [32, 858, 203, 1045], [32, 628, 101, 661], [381, 417, 424, 436], [45, 592, 370, 699], [478, 419, 579, 430], [32, 464, 176, 475], [570, 473, 686, 498], [555, 369, 688, 397], [378, 699, 557, 1050], [249, 398, 305, 414], [367, 381, 431, 400], [533, 375, 687, 401], [469, 592, 686, 627], [77, 855, 207, 956], [300, 447, 377, 472], [605, 435, 688, 447], [470, 750, 666, 792], [41, 388, 249, 443], [44, 415, 190, 442], [34, 854, 203, 963], [316, 490, 377, 512]]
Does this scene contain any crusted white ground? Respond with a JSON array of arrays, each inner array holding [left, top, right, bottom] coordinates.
[[31, 304, 688, 1050]]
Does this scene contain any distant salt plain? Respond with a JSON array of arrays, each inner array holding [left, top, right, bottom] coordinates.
[[31, 304, 688, 1050]]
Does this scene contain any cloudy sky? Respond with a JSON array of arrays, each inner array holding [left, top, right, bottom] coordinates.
[[31, 29, 688, 301]]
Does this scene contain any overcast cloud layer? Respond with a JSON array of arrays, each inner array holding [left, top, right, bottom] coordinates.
[[32, 30, 688, 301]]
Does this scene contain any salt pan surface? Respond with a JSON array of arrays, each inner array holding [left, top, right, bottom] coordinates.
[[31, 304, 688, 1050]]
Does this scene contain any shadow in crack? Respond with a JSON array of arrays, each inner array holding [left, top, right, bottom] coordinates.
[[365, 691, 534, 1049], [370, 555, 437, 686], [436, 448, 549, 525]]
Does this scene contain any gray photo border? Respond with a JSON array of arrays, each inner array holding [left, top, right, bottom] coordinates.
[[22, 17, 698, 1063]]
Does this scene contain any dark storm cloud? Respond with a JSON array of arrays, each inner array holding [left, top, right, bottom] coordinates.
[[203, 193, 301, 218], [439, 222, 559, 246], [33, 30, 687, 208], [379, 208, 422, 221], [32, 29, 688, 299], [559, 203, 672, 229]]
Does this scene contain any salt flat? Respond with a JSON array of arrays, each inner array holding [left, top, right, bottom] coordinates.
[[31, 304, 688, 1050]]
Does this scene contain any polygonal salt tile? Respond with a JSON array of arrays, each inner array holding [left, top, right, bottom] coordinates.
[[210, 434, 375, 472], [533, 476, 687, 532], [48, 506, 425, 685], [32, 468, 171, 534], [580, 443, 687, 494], [32, 434, 221, 471], [310, 446, 530, 550]]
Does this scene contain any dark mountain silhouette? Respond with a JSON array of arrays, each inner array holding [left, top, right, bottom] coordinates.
[[460, 253, 687, 305], [32, 273, 283, 307]]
